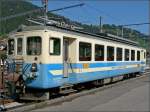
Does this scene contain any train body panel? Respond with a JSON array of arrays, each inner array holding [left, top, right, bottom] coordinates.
[[6, 25, 146, 91], [22, 61, 145, 89]]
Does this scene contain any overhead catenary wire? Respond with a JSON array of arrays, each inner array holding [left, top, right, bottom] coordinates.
[[86, 4, 149, 37], [86, 4, 124, 24], [119, 22, 150, 37], [120, 22, 150, 27], [48, 3, 84, 13], [81, 4, 123, 34], [0, 3, 85, 22], [0, 8, 44, 21], [49, 2, 90, 27], [79, 6, 96, 24]]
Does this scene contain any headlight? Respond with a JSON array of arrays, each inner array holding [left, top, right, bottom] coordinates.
[[31, 63, 37, 72]]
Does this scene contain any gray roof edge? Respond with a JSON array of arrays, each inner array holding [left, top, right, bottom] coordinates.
[[18, 25, 139, 46]]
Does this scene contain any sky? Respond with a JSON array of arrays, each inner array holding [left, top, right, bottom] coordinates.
[[30, 0, 149, 35]]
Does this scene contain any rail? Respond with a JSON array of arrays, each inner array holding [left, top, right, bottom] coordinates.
[[5, 68, 150, 112]]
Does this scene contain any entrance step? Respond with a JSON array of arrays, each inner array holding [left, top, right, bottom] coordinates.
[[59, 84, 76, 94]]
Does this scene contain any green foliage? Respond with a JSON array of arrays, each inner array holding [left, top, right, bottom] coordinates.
[[0, 0, 149, 49], [0, 0, 38, 35]]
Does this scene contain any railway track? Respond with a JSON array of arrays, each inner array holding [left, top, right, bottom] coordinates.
[[4, 68, 150, 112]]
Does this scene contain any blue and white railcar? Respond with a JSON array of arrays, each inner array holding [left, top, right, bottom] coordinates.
[[7, 25, 146, 99]]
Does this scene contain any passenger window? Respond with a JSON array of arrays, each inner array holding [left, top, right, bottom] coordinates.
[[27, 36, 41, 55], [107, 46, 114, 61], [79, 42, 91, 61], [137, 51, 140, 61], [17, 38, 23, 55], [8, 39, 15, 55], [95, 44, 104, 61], [131, 50, 135, 61], [125, 49, 129, 61], [116, 47, 122, 61], [49, 38, 61, 55]]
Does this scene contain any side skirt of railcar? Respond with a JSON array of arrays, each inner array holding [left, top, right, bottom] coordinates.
[[19, 72, 140, 101]]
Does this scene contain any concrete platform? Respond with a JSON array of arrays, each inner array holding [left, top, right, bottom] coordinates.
[[32, 74, 150, 112]]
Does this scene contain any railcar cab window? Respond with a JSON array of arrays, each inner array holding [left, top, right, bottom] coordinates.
[[49, 38, 60, 55], [125, 49, 129, 61], [79, 42, 91, 61], [107, 46, 114, 61], [17, 38, 23, 55], [131, 50, 135, 61], [116, 47, 122, 61], [27, 36, 41, 55], [137, 51, 140, 61], [8, 39, 15, 55], [95, 44, 104, 61]]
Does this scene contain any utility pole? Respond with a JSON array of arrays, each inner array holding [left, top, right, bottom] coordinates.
[[42, 0, 48, 26], [120, 22, 150, 38], [121, 26, 124, 38], [99, 16, 103, 33], [117, 28, 119, 36]]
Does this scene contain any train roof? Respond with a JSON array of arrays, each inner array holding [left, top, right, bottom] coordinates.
[[15, 25, 139, 47]]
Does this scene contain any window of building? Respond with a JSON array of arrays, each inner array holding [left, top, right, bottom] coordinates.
[[125, 49, 129, 61], [17, 38, 23, 55], [95, 44, 104, 61], [116, 47, 122, 61], [137, 51, 140, 61], [131, 50, 135, 61], [79, 42, 91, 61], [49, 38, 61, 55], [107, 46, 114, 61], [8, 39, 15, 55], [27, 36, 41, 55]]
